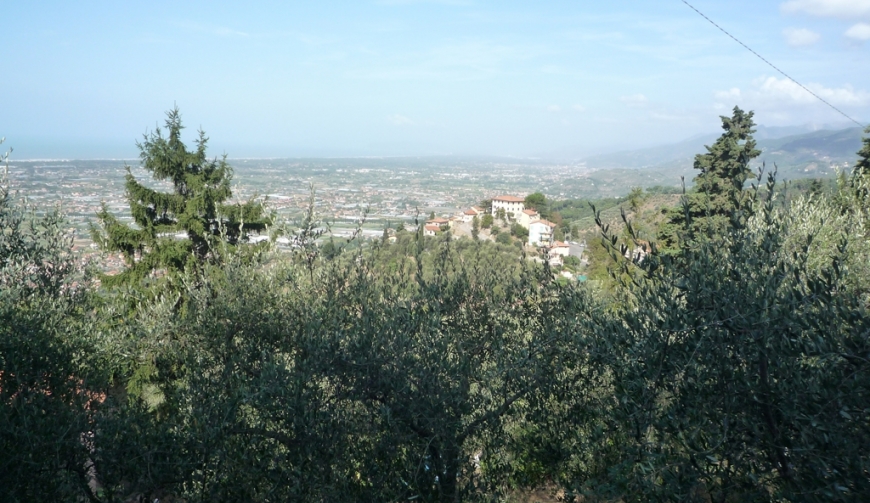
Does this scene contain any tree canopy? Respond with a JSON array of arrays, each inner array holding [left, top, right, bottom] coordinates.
[[4, 112, 870, 502], [90, 107, 271, 287], [854, 125, 870, 178], [659, 106, 761, 248]]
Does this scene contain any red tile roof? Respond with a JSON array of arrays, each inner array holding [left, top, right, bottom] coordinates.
[[493, 195, 525, 202]]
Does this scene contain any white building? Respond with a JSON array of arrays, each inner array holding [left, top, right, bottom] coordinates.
[[491, 195, 525, 220], [424, 224, 442, 237], [461, 206, 484, 223], [426, 217, 451, 228], [517, 208, 539, 228], [550, 241, 570, 257], [528, 219, 557, 246]]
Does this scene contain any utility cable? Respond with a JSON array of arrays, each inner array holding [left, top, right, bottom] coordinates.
[[680, 0, 866, 129]]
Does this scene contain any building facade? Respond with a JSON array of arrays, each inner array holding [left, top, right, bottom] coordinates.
[[528, 219, 556, 246], [517, 208, 539, 228], [491, 195, 525, 219]]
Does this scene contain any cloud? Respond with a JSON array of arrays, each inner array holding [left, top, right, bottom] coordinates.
[[572, 104, 586, 112], [388, 114, 414, 125], [620, 94, 648, 108], [758, 76, 869, 106], [712, 77, 869, 126], [547, 105, 561, 112], [782, 27, 821, 46], [845, 22, 870, 40], [780, 0, 870, 18], [722, 76, 869, 107]]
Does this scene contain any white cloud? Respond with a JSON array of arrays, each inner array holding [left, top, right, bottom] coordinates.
[[781, 0, 870, 18], [572, 104, 586, 112], [546, 105, 561, 112], [620, 94, 648, 108], [782, 27, 821, 46], [713, 77, 870, 124], [388, 114, 414, 125], [756, 76, 869, 106], [845, 22, 870, 40]]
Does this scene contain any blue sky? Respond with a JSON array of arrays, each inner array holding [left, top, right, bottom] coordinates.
[[4, 0, 869, 158]]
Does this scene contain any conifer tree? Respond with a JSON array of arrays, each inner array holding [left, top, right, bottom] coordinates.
[[693, 107, 760, 209], [659, 106, 760, 248], [851, 126, 870, 202], [854, 126, 870, 178], [91, 107, 271, 286]]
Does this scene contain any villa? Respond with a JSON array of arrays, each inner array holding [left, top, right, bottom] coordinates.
[[491, 195, 525, 219], [528, 219, 557, 246]]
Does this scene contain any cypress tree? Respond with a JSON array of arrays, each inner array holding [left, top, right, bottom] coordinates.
[[91, 107, 271, 286], [854, 126, 870, 178], [659, 106, 761, 248], [693, 106, 760, 211]]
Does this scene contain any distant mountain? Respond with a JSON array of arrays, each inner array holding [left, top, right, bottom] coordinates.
[[580, 133, 720, 170], [753, 122, 854, 140], [582, 125, 865, 180], [761, 128, 863, 159]]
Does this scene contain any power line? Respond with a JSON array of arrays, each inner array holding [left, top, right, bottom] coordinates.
[[680, 0, 866, 129]]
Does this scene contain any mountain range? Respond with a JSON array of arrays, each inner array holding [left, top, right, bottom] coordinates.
[[582, 124, 866, 180]]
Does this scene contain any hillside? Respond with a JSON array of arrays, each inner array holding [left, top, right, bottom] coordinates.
[[582, 125, 864, 182]]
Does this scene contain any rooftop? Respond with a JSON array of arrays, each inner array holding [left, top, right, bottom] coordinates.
[[530, 219, 557, 228]]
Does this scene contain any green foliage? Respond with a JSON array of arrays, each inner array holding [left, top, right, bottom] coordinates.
[[320, 236, 342, 260], [479, 198, 493, 213], [5, 109, 870, 502], [0, 142, 107, 502], [854, 126, 870, 178], [524, 192, 547, 211], [563, 255, 581, 269], [850, 126, 870, 201], [627, 186, 646, 214], [550, 195, 628, 226], [535, 172, 870, 502], [90, 107, 272, 288], [659, 107, 761, 249], [481, 213, 494, 229], [693, 107, 760, 199], [92, 232, 566, 502], [510, 223, 528, 240]]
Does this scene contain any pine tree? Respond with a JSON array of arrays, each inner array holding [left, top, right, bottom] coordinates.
[[91, 107, 271, 286], [659, 107, 761, 248], [693, 107, 760, 212], [854, 126, 870, 178]]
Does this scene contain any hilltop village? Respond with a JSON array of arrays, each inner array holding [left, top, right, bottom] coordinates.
[[420, 194, 583, 271]]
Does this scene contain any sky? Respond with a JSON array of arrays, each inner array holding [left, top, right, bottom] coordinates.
[[4, 0, 870, 159]]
